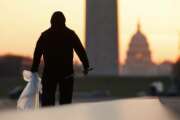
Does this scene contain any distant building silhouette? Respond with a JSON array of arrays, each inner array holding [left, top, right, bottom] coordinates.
[[121, 22, 173, 76], [122, 22, 157, 76], [86, 0, 119, 75], [0, 55, 22, 77], [157, 61, 173, 76]]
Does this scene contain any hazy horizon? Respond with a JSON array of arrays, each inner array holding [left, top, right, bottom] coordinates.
[[0, 0, 180, 64]]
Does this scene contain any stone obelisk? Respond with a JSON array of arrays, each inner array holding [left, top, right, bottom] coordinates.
[[86, 0, 119, 75]]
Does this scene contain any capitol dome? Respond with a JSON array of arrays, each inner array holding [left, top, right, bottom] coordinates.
[[130, 30, 148, 48], [129, 23, 150, 54], [122, 22, 156, 76]]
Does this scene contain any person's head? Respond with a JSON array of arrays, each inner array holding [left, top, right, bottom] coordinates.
[[50, 11, 66, 28]]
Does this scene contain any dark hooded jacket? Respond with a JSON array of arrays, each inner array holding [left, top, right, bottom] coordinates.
[[31, 12, 89, 77]]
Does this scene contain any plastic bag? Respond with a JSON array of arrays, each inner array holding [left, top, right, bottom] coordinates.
[[17, 70, 42, 110]]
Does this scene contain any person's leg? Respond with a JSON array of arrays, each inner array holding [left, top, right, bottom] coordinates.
[[41, 77, 57, 107], [59, 77, 74, 105]]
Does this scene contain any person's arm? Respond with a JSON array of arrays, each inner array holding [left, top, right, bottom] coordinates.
[[31, 34, 44, 72], [72, 31, 89, 74]]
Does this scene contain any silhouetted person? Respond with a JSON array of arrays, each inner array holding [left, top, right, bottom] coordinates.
[[31, 11, 89, 106]]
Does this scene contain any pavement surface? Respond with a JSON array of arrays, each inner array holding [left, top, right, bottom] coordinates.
[[0, 97, 180, 120]]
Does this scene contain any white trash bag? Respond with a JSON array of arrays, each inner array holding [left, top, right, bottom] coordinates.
[[17, 70, 42, 110]]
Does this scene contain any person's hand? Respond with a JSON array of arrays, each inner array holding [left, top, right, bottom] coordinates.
[[83, 68, 93, 75]]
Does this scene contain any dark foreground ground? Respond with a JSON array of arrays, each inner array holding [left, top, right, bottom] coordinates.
[[0, 76, 179, 120], [0, 97, 180, 120], [0, 76, 172, 97]]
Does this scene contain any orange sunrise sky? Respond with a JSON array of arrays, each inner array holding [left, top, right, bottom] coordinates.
[[0, 0, 180, 64]]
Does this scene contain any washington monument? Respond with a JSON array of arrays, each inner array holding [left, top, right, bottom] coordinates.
[[86, 0, 119, 75]]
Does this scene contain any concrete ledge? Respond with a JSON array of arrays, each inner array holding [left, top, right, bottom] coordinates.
[[1, 97, 180, 120]]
